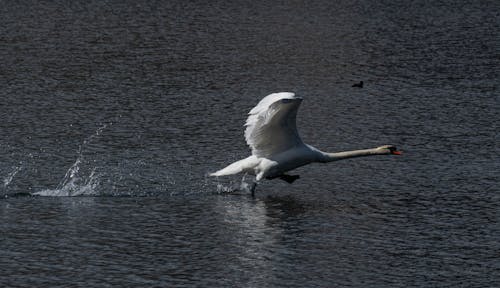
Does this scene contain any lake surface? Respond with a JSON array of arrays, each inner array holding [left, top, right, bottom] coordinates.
[[1, 0, 499, 287]]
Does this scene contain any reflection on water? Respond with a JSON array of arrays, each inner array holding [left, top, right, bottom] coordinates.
[[2, 186, 499, 287], [216, 197, 280, 285]]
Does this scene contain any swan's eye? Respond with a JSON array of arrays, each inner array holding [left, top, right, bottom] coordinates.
[[281, 99, 293, 104]]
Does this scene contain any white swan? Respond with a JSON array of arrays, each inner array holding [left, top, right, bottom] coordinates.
[[210, 92, 401, 195]]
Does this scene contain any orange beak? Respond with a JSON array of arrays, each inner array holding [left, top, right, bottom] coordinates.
[[391, 150, 402, 155]]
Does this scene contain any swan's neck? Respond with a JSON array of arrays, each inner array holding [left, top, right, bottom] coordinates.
[[318, 148, 387, 163]]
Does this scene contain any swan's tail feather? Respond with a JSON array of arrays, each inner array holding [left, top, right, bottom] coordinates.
[[210, 156, 258, 177], [210, 161, 244, 177]]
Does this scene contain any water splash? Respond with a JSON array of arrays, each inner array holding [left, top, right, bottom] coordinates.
[[214, 174, 255, 195], [216, 183, 238, 193], [33, 124, 108, 197], [2, 154, 35, 192], [34, 169, 101, 197], [3, 166, 22, 187]]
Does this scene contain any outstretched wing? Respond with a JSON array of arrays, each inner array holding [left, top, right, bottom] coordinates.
[[244, 92, 304, 158]]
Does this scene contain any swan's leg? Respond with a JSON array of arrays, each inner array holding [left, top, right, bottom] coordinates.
[[250, 181, 257, 197]]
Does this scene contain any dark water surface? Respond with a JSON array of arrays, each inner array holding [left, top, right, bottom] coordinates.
[[1, 0, 499, 287]]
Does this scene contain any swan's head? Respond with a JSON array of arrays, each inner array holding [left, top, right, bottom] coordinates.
[[376, 145, 402, 155]]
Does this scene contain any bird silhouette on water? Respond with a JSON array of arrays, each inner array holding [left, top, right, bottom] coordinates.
[[352, 81, 363, 88]]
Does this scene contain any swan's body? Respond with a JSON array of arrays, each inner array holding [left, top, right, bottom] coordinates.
[[210, 92, 400, 193]]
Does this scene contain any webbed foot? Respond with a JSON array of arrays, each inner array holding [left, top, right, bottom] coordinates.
[[278, 174, 300, 184]]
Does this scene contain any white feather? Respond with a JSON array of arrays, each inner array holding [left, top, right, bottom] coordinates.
[[244, 92, 304, 158]]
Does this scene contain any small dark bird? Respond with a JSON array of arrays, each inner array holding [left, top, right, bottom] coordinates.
[[352, 81, 363, 88]]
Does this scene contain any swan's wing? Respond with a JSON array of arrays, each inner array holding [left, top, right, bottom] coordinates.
[[244, 92, 304, 158]]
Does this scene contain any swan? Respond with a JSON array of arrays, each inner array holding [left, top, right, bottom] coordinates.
[[210, 92, 401, 195]]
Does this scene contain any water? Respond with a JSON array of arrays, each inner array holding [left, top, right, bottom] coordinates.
[[1, 0, 499, 286]]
